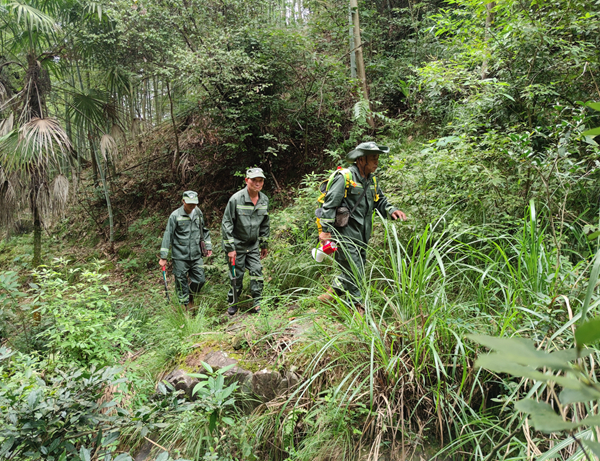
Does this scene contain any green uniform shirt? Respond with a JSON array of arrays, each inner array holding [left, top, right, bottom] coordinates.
[[320, 164, 398, 244], [221, 188, 270, 254], [160, 206, 212, 260]]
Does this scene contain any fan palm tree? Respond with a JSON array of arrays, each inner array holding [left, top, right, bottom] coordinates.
[[0, 0, 102, 265]]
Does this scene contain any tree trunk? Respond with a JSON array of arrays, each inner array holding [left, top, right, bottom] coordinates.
[[90, 135, 99, 184], [32, 188, 42, 268], [90, 137, 114, 249], [349, 0, 374, 128], [166, 81, 181, 177], [481, 2, 495, 80]]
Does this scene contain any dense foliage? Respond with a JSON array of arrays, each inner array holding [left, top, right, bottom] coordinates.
[[2, 0, 600, 459]]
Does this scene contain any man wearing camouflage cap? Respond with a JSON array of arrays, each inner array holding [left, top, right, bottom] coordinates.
[[221, 168, 270, 315], [159, 191, 213, 308], [318, 142, 406, 311]]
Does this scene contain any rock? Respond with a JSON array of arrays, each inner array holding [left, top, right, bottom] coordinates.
[[166, 351, 300, 404], [277, 371, 300, 395], [164, 369, 199, 399], [252, 369, 282, 401], [251, 369, 299, 401]]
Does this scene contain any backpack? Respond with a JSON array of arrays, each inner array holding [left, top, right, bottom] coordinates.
[[315, 167, 379, 233]]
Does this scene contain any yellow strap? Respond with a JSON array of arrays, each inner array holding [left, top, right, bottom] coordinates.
[[316, 217, 323, 234], [373, 175, 380, 202]]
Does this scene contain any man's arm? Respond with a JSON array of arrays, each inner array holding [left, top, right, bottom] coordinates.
[[159, 214, 175, 265], [319, 173, 345, 241], [221, 198, 236, 255], [259, 199, 270, 258]]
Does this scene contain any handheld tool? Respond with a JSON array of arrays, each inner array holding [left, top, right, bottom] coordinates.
[[161, 265, 170, 302]]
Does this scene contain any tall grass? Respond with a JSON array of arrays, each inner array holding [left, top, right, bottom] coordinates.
[[248, 203, 598, 460]]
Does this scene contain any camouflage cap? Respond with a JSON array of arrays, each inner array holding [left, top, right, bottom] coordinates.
[[246, 167, 266, 179], [182, 190, 199, 204], [346, 142, 390, 161]]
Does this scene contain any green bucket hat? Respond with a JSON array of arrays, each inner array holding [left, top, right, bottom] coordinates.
[[346, 142, 390, 161], [246, 167, 266, 179], [182, 190, 199, 204]]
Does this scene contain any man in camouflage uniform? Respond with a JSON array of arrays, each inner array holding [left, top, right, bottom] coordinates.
[[318, 142, 406, 311], [221, 168, 270, 316], [159, 191, 212, 308]]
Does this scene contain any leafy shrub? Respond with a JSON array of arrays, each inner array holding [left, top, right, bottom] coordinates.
[[32, 261, 137, 367]]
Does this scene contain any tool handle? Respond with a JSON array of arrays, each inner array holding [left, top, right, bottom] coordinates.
[[162, 265, 166, 272]]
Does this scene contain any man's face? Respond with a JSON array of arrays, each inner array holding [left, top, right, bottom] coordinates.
[[245, 177, 265, 193], [361, 154, 380, 176], [182, 200, 196, 214]]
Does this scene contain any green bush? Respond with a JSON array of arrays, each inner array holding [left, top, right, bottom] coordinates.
[[32, 261, 137, 367]]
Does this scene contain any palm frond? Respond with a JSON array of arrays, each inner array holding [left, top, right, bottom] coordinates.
[[0, 118, 71, 173], [0, 168, 17, 228], [50, 173, 69, 216], [4, 0, 56, 33], [66, 88, 110, 133], [0, 113, 14, 136], [99, 133, 117, 162], [84, 1, 103, 21]]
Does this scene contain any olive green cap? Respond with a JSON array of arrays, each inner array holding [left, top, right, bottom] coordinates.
[[182, 190, 199, 204], [346, 142, 390, 161], [246, 167, 266, 179]]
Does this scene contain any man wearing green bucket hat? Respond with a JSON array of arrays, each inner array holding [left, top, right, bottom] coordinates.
[[159, 190, 213, 308], [317, 142, 406, 312], [221, 168, 270, 316]]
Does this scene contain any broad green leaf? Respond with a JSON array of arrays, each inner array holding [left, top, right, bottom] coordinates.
[[469, 334, 576, 370], [582, 127, 600, 137], [586, 102, 600, 112], [515, 399, 578, 433], [79, 447, 91, 461], [576, 317, 600, 349], [0, 438, 15, 457], [580, 414, 600, 427], [155, 452, 169, 461], [187, 373, 208, 379], [113, 455, 133, 461], [217, 363, 236, 374], [583, 439, 600, 457], [476, 354, 581, 388], [201, 362, 214, 374], [587, 231, 600, 241], [560, 385, 600, 404], [209, 411, 218, 432]]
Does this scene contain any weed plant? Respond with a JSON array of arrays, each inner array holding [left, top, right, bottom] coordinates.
[[248, 202, 598, 460]]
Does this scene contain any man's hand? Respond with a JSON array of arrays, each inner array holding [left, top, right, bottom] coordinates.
[[228, 250, 237, 266], [319, 232, 332, 243], [391, 210, 407, 221], [260, 248, 268, 260], [159, 258, 167, 267], [206, 250, 213, 257]]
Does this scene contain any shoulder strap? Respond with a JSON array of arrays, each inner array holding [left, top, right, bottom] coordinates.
[[318, 168, 353, 204]]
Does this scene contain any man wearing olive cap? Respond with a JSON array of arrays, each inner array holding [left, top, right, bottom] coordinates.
[[159, 190, 213, 308], [318, 142, 406, 311], [221, 168, 270, 315]]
